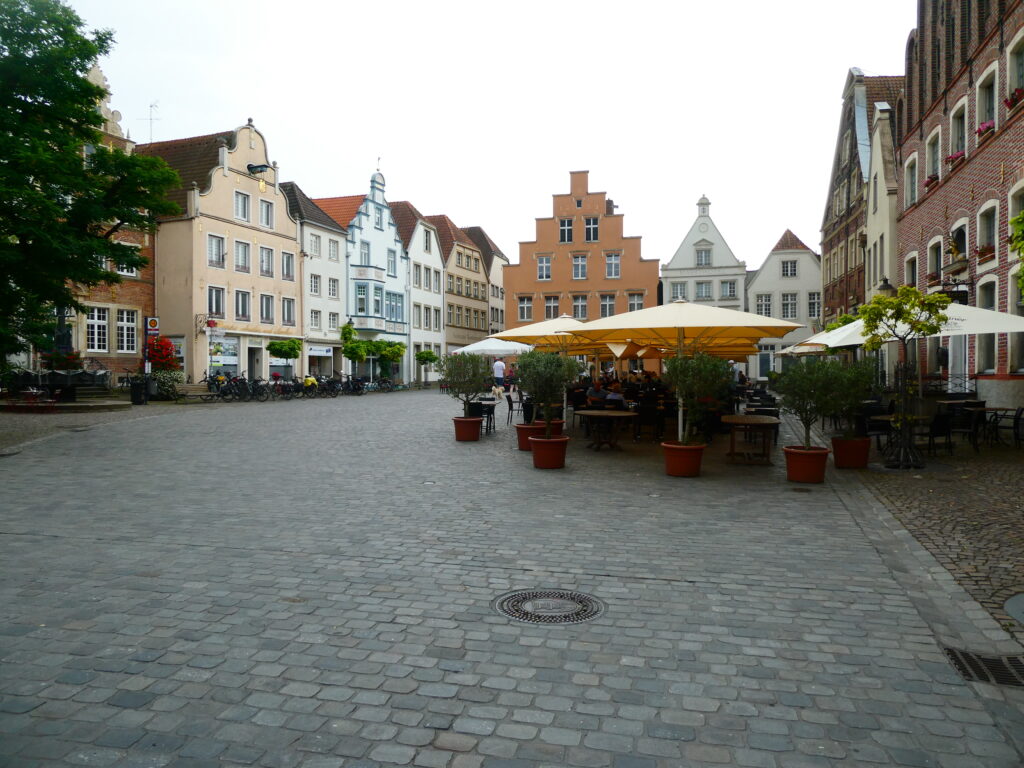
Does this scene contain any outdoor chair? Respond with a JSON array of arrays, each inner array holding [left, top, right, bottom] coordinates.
[[950, 408, 984, 452], [995, 407, 1023, 448], [863, 406, 892, 450], [479, 398, 496, 434], [915, 412, 953, 456], [746, 407, 780, 444], [505, 393, 522, 424]]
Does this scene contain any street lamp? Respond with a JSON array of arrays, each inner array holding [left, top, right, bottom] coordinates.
[[876, 277, 897, 297]]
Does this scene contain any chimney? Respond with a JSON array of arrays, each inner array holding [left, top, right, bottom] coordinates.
[[606, 199, 617, 215]]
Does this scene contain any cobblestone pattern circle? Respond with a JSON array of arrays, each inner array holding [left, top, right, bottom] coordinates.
[[493, 589, 604, 624]]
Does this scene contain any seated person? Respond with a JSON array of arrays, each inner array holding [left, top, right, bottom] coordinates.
[[605, 382, 626, 409], [586, 379, 607, 406]]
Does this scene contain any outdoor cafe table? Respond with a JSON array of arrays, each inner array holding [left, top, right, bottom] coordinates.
[[965, 406, 1016, 445], [721, 414, 780, 465], [573, 409, 638, 451]]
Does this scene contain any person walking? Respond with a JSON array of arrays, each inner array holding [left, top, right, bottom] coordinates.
[[492, 357, 506, 389]]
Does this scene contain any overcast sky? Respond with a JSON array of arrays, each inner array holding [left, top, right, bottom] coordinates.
[[68, 0, 917, 270]]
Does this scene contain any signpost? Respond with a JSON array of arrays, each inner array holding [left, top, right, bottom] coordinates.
[[141, 316, 160, 404]]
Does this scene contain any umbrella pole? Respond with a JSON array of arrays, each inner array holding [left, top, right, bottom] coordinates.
[[677, 328, 684, 443]]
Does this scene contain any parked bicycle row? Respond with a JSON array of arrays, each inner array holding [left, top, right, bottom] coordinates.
[[172, 371, 409, 403]]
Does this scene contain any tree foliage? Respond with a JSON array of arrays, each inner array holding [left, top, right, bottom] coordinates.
[[774, 360, 838, 449], [858, 286, 951, 353], [662, 352, 731, 444], [825, 313, 858, 332], [0, 0, 180, 360], [516, 351, 581, 437], [438, 353, 492, 416], [266, 338, 302, 360], [1011, 209, 1024, 301]]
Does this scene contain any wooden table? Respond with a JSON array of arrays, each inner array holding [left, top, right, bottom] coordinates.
[[573, 409, 638, 451], [722, 414, 780, 464]]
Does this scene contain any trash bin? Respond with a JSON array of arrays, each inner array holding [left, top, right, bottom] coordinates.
[[130, 381, 146, 405]]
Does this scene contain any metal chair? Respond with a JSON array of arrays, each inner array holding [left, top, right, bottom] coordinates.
[[995, 407, 1023, 448], [505, 393, 522, 424], [950, 408, 984, 452], [916, 412, 953, 456]]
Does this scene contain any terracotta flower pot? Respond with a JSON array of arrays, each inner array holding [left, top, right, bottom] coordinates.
[[453, 416, 483, 442], [515, 422, 547, 451], [529, 435, 570, 469], [537, 419, 564, 436], [661, 441, 706, 477], [783, 445, 830, 483], [831, 436, 870, 469]]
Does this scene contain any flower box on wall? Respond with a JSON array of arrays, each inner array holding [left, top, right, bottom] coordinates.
[[926, 272, 941, 287], [944, 258, 969, 274], [945, 150, 966, 167], [974, 245, 996, 264], [975, 120, 996, 140], [1004, 88, 1024, 113], [924, 174, 940, 190]]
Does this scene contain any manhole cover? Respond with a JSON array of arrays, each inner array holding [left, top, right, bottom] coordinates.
[[493, 589, 603, 625]]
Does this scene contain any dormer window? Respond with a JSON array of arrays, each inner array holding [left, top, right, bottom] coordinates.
[[374, 207, 384, 229]]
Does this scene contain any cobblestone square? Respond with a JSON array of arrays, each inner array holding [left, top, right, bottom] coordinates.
[[1, 391, 1022, 767]]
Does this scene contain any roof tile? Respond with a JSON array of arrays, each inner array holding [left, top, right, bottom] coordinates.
[[135, 130, 235, 212], [312, 195, 365, 230]]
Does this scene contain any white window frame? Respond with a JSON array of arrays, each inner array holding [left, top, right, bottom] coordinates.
[[949, 97, 968, 156], [807, 292, 821, 319], [207, 234, 226, 268], [282, 298, 296, 326], [976, 277, 998, 373], [310, 309, 321, 329], [584, 217, 598, 242], [387, 249, 397, 277], [572, 295, 587, 319], [544, 295, 559, 319], [559, 219, 573, 243], [309, 233, 321, 257], [374, 207, 384, 230], [208, 286, 225, 318], [628, 293, 643, 312], [605, 253, 620, 279], [518, 296, 532, 322], [781, 260, 797, 278], [234, 290, 250, 321], [695, 249, 711, 267], [904, 252, 919, 287], [755, 294, 772, 317], [356, 284, 368, 314], [234, 191, 250, 222], [976, 201, 999, 257], [423, 229, 431, 252], [259, 199, 274, 228], [310, 273, 321, 295], [721, 281, 737, 299], [328, 239, 340, 261], [572, 255, 587, 280], [234, 240, 250, 273], [537, 255, 551, 281], [434, 270, 441, 294], [925, 127, 941, 179], [282, 251, 295, 280], [904, 154, 919, 207], [695, 281, 712, 300], [413, 264, 422, 288], [259, 246, 274, 277], [328, 312, 339, 330], [413, 304, 421, 329], [599, 294, 615, 318], [260, 294, 274, 323], [86, 307, 108, 352], [116, 309, 137, 353], [781, 293, 798, 320], [670, 282, 686, 301], [360, 241, 370, 265], [328, 277, 339, 299], [975, 63, 999, 131]]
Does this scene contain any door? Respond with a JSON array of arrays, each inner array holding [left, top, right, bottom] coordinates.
[[247, 347, 263, 379], [949, 335, 967, 392]]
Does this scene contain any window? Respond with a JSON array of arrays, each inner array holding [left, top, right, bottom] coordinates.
[[434, 308, 441, 329], [234, 290, 250, 321], [116, 309, 137, 353], [282, 252, 295, 280], [575, 199, 582, 208], [234, 191, 250, 221], [572, 295, 587, 319], [328, 312, 339, 330], [472, 282, 480, 299], [696, 249, 711, 267], [434, 270, 441, 293], [537, 255, 551, 280], [282, 298, 295, 326], [456, 277, 463, 295], [628, 293, 643, 312], [808, 292, 821, 319], [423, 306, 431, 329], [389, 294, 404, 324], [260, 294, 273, 323], [905, 157, 918, 206], [559, 219, 573, 243], [447, 274, 454, 292], [234, 241, 250, 272], [928, 241, 943, 276], [518, 296, 533, 321], [474, 258, 480, 272], [208, 235, 225, 268], [951, 104, 966, 154], [978, 206, 997, 250], [115, 259, 138, 277], [871, 173, 878, 213], [926, 131, 940, 177], [978, 71, 996, 124], [456, 252, 462, 267], [447, 304, 454, 325], [600, 294, 615, 318], [585, 217, 598, 242], [606, 253, 620, 278], [670, 282, 686, 301], [781, 293, 798, 320], [374, 207, 383, 229], [324, 278, 337, 301], [544, 295, 559, 319], [373, 286, 382, 315], [756, 294, 772, 316], [455, 305, 463, 326], [309, 233, 321, 257], [424, 230, 431, 252], [310, 309, 321, 329], [695, 281, 712, 300], [86, 307, 107, 351], [413, 264, 422, 287], [1012, 37, 1024, 91], [356, 285, 367, 314], [781, 260, 797, 277], [328, 239, 340, 261], [721, 280, 737, 299], [978, 282, 997, 372], [259, 247, 273, 276], [572, 255, 587, 279], [906, 257, 918, 286], [387, 249, 397, 276], [413, 304, 421, 328], [310, 274, 321, 295], [208, 287, 225, 318], [259, 199, 274, 228], [422, 268, 430, 291]]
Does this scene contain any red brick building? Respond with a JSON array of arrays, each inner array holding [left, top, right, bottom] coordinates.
[[896, 1, 1024, 401]]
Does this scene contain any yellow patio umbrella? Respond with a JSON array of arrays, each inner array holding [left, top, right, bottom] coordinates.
[[491, 314, 589, 347]]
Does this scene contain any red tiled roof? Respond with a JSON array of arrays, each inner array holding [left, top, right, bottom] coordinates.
[[389, 201, 427, 250], [771, 229, 813, 253], [312, 195, 365, 229], [135, 130, 236, 213], [461, 226, 507, 275], [425, 214, 478, 263], [864, 75, 904, 125]]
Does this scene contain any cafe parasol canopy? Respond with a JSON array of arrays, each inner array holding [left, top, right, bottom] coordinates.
[[491, 314, 588, 348], [451, 338, 531, 356]]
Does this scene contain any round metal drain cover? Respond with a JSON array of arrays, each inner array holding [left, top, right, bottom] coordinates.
[[493, 589, 603, 625]]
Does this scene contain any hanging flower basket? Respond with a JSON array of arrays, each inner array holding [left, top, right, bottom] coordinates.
[[206, 319, 217, 328]]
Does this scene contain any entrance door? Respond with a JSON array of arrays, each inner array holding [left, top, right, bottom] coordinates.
[[247, 347, 263, 379]]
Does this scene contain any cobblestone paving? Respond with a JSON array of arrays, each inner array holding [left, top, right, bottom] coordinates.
[[856, 445, 1024, 645], [0, 402, 159, 452], [1, 391, 1023, 767]]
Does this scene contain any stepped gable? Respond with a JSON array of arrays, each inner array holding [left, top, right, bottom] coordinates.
[[135, 130, 235, 212]]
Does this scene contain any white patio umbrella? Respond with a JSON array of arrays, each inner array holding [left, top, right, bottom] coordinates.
[[451, 338, 532, 356]]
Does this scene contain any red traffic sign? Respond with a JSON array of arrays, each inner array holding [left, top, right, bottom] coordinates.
[[145, 316, 160, 336]]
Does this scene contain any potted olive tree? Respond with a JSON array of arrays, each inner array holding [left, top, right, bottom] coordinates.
[[829, 359, 876, 468], [660, 352, 731, 477], [415, 349, 439, 387], [516, 351, 581, 468], [437, 353, 492, 441], [774, 359, 837, 483]]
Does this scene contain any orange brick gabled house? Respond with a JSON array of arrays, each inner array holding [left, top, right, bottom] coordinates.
[[505, 171, 659, 329]]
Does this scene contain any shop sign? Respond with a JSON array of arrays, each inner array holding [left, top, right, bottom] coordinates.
[[307, 345, 333, 357]]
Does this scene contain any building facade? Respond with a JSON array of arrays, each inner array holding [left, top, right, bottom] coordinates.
[[137, 120, 302, 382], [462, 226, 508, 336], [505, 170, 659, 328], [896, 1, 1024, 402], [280, 182, 348, 376], [660, 196, 746, 310], [745, 231, 822, 378], [315, 173, 410, 383], [821, 69, 903, 324], [427, 214, 488, 353], [391, 201, 444, 382]]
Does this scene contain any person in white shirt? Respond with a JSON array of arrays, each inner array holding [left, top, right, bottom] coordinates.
[[493, 358, 506, 388]]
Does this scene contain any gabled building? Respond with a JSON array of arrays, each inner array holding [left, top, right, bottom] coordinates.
[[315, 173, 410, 382], [462, 226, 508, 336], [896, 1, 1024, 402], [426, 214, 488, 353], [660, 196, 745, 310], [745, 231, 822, 378], [280, 182, 348, 375], [505, 171, 658, 328], [391, 201, 444, 382], [137, 119, 301, 382], [864, 99, 902, 304], [821, 69, 903, 324]]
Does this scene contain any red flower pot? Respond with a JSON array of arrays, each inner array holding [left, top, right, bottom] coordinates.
[[661, 441, 706, 477], [529, 435, 570, 469], [537, 419, 564, 436], [783, 446, 830, 483], [831, 436, 870, 469], [453, 417, 483, 442], [515, 422, 547, 451]]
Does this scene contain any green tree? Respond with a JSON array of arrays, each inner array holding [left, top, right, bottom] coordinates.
[[438, 353, 492, 417], [266, 338, 303, 362], [516, 351, 581, 438], [662, 352, 731, 444], [774, 359, 838, 449], [375, 341, 406, 379], [0, 0, 180, 362], [1011, 209, 1024, 301]]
